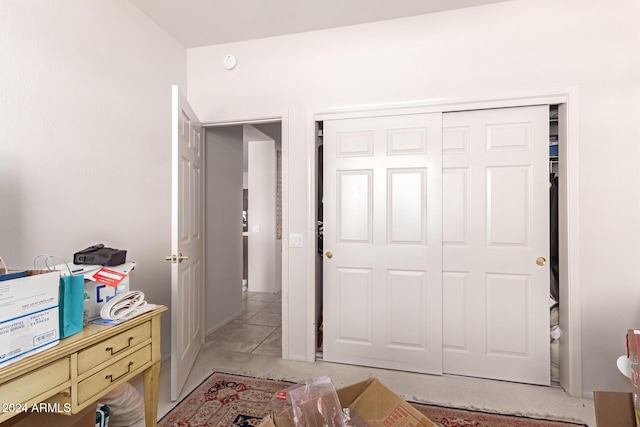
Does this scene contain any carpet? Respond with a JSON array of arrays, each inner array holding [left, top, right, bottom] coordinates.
[[158, 373, 587, 427]]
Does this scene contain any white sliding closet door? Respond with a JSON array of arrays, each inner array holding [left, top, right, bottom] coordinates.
[[441, 106, 550, 385], [323, 113, 443, 374]]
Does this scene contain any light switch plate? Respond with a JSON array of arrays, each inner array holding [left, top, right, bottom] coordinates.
[[289, 234, 303, 248]]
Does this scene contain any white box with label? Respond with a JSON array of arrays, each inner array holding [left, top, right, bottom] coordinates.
[[83, 276, 130, 323], [0, 270, 60, 367], [53, 261, 135, 324]]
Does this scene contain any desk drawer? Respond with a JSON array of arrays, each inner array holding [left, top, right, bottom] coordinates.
[[0, 357, 70, 406], [77, 344, 151, 404], [77, 321, 151, 374]]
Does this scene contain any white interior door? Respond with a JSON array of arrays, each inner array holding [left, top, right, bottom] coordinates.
[[323, 113, 443, 374], [441, 106, 550, 385], [170, 85, 204, 400]]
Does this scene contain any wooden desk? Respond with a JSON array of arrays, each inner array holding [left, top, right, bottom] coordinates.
[[0, 306, 166, 427]]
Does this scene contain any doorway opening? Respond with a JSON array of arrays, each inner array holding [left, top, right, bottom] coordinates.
[[203, 121, 283, 357]]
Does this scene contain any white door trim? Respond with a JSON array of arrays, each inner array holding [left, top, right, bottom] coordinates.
[[308, 86, 582, 396], [202, 110, 291, 360]]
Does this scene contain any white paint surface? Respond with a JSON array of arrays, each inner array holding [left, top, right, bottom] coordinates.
[[187, 0, 640, 395], [128, 0, 509, 47], [205, 126, 244, 334], [246, 126, 279, 293], [0, 0, 187, 359], [1, 0, 639, 397]]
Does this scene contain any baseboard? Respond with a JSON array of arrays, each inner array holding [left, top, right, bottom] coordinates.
[[205, 310, 243, 337]]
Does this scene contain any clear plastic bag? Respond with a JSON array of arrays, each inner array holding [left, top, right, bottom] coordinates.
[[270, 388, 297, 427], [272, 376, 346, 427]]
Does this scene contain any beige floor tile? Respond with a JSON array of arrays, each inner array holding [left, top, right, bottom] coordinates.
[[261, 301, 282, 314], [206, 322, 276, 346], [251, 325, 282, 356], [247, 292, 281, 302], [246, 311, 281, 327], [243, 299, 272, 312]]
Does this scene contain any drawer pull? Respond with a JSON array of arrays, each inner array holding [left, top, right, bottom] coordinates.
[[106, 361, 134, 383], [106, 337, 134, 356]]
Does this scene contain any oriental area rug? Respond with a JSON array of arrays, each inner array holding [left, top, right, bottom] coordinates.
[[158, 373, 587, 427]]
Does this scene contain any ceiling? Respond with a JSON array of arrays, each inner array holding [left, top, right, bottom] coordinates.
[[128, 0, 509, 48]]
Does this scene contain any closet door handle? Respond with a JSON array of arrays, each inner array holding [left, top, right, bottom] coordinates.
[[536, 257, 546, 266]]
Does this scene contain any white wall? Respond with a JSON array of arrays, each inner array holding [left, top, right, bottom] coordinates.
[[187, 0, 640, 395], [204, 126, 244, 334], [2, 0, 638, 398], [252, 123, 283, 294], [246, 125, 279, 293], [0, 0, 187, 358]]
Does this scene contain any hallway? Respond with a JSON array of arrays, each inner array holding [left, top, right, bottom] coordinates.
[[203, 291, 282, 356]]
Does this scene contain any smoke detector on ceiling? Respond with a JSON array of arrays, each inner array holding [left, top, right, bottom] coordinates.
[[223, 54, 238, 70]]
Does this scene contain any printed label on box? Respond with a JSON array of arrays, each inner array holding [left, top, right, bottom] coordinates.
[[383, 405, 422, 427], [92, 268, 127, 287], [0, 307, 59, 367], [0, 271, 60, 368]]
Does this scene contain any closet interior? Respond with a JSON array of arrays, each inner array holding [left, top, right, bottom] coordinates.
[[549, 104, 560, 386]]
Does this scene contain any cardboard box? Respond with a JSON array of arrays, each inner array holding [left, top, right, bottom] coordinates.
[[0, 269, 60, 368], [83, 276, 130, 323], [338, 378, 438, 427], [53, 261, 135, 324], [261, 378, 437, 427], [593, 391, 635, 427], [627, 329, 640, 426]]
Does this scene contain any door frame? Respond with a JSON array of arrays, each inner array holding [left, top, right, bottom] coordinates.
[[202, 109, 290, 358], [307, 86, 582, 397]]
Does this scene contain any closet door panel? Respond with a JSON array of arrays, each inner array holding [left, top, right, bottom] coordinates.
[[336, 267, 373, 343], [486, 166, 530, 247], [337, 170, 373, 243], [442, 271, 470, 351], [442, 106, 550, 386], [443, 126, 470, 154], [323, 113, 443, 375], [388, 168, 426, 244], [386, 269, 427, 348], [486, 273, 529, 355], [443, 168, 469, 246]]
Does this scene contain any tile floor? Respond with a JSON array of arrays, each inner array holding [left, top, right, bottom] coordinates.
[[203, 291, 282, 356]]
